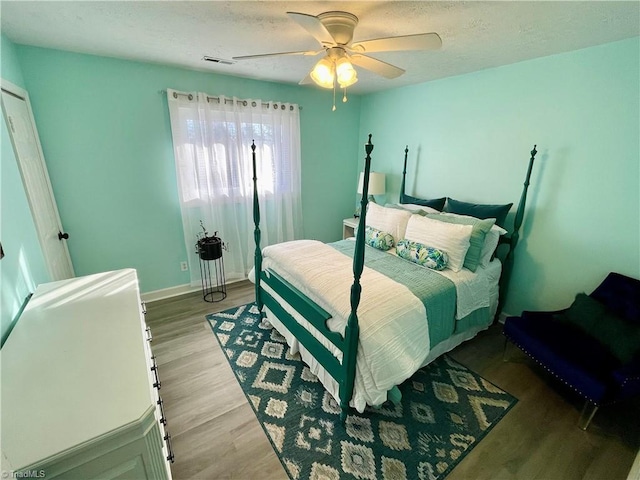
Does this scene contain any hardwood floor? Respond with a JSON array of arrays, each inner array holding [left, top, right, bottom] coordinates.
[[145, 281, 639, 480]]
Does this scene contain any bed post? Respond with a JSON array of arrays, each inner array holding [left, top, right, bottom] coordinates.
[[251, 140, 263, 313], [497, 145, 538, 319], [341, 134, 374, 423], [399, 145, 409, 204]]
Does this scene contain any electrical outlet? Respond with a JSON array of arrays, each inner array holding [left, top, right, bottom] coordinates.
[[180, 261, 188, 271]]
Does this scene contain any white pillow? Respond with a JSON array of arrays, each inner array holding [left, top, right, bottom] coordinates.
[[404, 215, 473, 272], [480, 225, 508, 266], [390, 203, 441, 215], [365, 203, 412, 245]]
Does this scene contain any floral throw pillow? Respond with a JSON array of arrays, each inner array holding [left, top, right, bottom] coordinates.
[[365, 226, 395, 251], [396, 239, 449, 270]]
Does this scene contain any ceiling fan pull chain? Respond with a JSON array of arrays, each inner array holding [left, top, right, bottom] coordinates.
[[332, 82, 337, 111], [343, 87, 348, 103]]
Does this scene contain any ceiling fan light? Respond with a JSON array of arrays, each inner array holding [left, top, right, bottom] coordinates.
[[338, 72, 358, 88], [336, 57, 358, 88], [310, 57, 335, 88]]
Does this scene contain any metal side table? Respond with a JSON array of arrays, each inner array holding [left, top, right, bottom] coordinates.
[[196, 236, 227, 303]]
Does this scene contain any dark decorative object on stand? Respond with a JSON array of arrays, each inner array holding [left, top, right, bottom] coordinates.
[[195, 221, 227, 302]]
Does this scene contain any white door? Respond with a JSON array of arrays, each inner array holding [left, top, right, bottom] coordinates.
[[1, 81, 74, 281]]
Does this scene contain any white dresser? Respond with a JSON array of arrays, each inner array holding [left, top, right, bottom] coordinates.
[[1, 269, 173, 479]]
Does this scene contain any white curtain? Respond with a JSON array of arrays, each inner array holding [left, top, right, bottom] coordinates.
[[167, 89, 303, 285]]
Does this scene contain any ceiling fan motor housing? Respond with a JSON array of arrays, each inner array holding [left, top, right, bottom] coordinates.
[[318, 11, 359, 45]]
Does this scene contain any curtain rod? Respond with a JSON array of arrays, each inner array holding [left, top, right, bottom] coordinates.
[[160, 89, 301, 110]]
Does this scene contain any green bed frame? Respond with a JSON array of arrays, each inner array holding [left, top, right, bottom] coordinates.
[[251, 135, 538, 422]]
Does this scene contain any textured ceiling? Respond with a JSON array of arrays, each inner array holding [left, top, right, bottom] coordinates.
[[1, 1, 639, 94]]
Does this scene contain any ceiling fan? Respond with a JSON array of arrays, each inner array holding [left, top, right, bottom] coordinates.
[[232, 11, 442, 102]]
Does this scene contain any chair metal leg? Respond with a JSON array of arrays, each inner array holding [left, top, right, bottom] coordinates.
[[578, 400, 599, 430], [502, 337, 511, 362]]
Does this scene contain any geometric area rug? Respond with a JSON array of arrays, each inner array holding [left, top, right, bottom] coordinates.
[[206, 303, 517, 480]]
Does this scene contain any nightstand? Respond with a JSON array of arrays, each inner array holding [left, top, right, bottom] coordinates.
[[343, 217, 359, 239]]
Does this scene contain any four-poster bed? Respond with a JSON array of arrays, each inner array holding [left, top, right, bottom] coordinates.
[[250, 135, 538, 421]]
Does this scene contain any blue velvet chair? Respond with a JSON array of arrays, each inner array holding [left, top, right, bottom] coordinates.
[[503, 272, 640, 429]]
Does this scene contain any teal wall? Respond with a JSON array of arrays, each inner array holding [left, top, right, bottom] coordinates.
[[14, 46, 362, 293], [5, 33, 639, 317], [359, 37, 640, 315], [1, 34, 50, 342], [1, 34, 25, 86]]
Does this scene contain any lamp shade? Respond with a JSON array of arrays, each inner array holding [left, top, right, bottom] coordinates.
[[357, 172, 386, 196], [336, 57, 358, 88], [310, 57, 335, 89]]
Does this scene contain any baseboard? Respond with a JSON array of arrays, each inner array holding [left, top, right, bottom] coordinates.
[[497, 311, 511, 324], [141, 278, 246, 303], [140, 283, 201, 303]]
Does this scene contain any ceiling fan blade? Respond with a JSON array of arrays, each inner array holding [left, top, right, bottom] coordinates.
[[350, 54, 405, 79], [287, 11, 336, 46], [351, 33, 442, 53], [233, 50, 321, 61], [298, 72, 314, 85]]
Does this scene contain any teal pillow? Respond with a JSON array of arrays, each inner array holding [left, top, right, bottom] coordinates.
[[558, 293, 605, 333], [596, 311, 640, 363], [444, 198, 512, 228], [400, 193, 446, 211], [559, 293, 640, 363], [365, 226, 394, 251], [396, 239, 448, 270], [425, 214, 495, 272]]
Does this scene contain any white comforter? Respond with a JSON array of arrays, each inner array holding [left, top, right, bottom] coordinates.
[[258, 239, 429, 412]]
